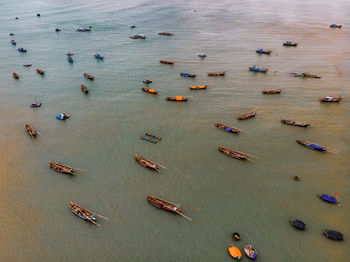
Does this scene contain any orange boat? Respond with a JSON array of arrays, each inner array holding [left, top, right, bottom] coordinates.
[[238, 111, 256, 120], [208, 72, 225, 76], [158, 32, 173, 36], [84, 73, 95, 80], [166, 96, 188, 101], [160, 60, 175, 64], [13, 72, 19, 79], [189, 85, 207, 90], [141, 87, 158, 94], [228, 245, 242, 260], [36, 69, 45, 75]]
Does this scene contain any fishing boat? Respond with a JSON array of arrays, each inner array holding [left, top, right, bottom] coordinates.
[[12, 72, 19, 79], [215, 123, 240, 134], [232, 232, 241, 241], [69, 202, 108, 226], [55, 28, 61, 32], [36, 69, 45, 75], [49, 162, 76, 175], [23, 64, 32, 67], [135, 154, 163, 172], [66, 52, 74, 56], [283, 41, 298, 46], [208, 72, 225, 76], [140, 132, 161, 143], [129, 34, 146, 39], [67, 56, 73, 63], [228, 245, 242, 260], [166, 96, 189, 101], [130, 25, 136, 28], [218, 146, 250, 160], [146, 195, 193, 221], [318, 194, 338, 204], [30, 99, 41, 107], [56, 113, 70, 120], [10, 40, 16, 45], [330, 24, 342, 28], [189, 85, 207, 90], [323, 230, 344, 240], [37, 13, 40, 17], [160, 60, 174, 64], [237, 111, 256, 120], [290, 219, 306, 230], [25, 124, 38, 138], [320, 95, 342, 102], [94, 54, 104, 59], [180, 72, 196, 77], [256, 49, 271, 54], [141, 87, 158, 94], [296, 139, 329, 151], [81, 84, 89, 94], [291, 72, 321, 79], [198, 53, 206, 58], [244, 244, 257, 260], [158, 32, 173, 36], [76, 27, 91, 32], [249, 66, 267, 73], [262, 89, 281, 94], [17, 47, 27, 53], [9, 33, 14, 36], [143, 78, 152, 84], [281, 119, 309, 127], [84, 73, 95, 80]]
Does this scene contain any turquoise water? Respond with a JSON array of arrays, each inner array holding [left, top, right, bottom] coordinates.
[[0, 0, 349, 261]]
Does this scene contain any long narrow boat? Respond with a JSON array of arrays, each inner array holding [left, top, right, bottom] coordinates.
[[320, 96, 342, 102], [208, 72, 225, 76], [330, 24, 342, 28], [228, 245, 242, 260], [281, 119, 309, 127], [143, 78, 152, 84], [84, 73, 95, 80], [141, 87, 158, 94], [256, 49, 272, 54], [13, 72, 19, 79], [36, 69, 45, 75], [25, 124, 37, 138], [69, 202, 108, 227], [290, 219, 306, 230], [318, 194, 338, 204], [180, 72, 196, 77], [30, 101, 42, 107], [146, 195, 192, 221], [81, 84, 89, 94], [244, 244, 257, 260], [166, 96, 189, 101], [283, 41, 298, 46], [323, 229, 344, 240], [189, 85, 207, 90], [237, 111, 256, 120], [160, 60, 175, 64], [215, 123, 240, 134], [135, 154, 163, 172], [49, 162, 76, 175], [249, 66, 267, 73], [262, 89, 281, 94], [218, 146, 250, 160], [296, 139, 327, 151], [158, 32, 173, 36]]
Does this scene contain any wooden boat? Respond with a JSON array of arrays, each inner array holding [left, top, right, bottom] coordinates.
[[36, 69, 45, 75], [142, 78, 152, 84], [232, 232, 241, 241], [215, 123, 240, 134], [81, 84, 89, 94], [56, 113, 70, 120], [84, 73, 95, 80], [262, 89, 281, 94], [330, 24, 342, 28], [25, 124, 37, 138], [158, 32, 173, 36], [146, 195, 193, 220], [166, 96, 189, 101], [323, 229, 344, 240], [30, 100, 41, 107], [180, 72, 196, 77], [23, 64, 32, 67], [12, 72, 19, 79], [218, 146, 250, 160], [228, 245, 242, 260], [69, 202, 108, 227], [94, 54, 104, 59], [160, 60, 175, 64], [320, 95, 342, 102], [283, 41, 298, 46], [296, 139, 338, 152], [244, 244, 257, 260], [135, 154, 164, 172], [292, 72, 321, 79], [140, 132, 161, 143], [249, 66, 267, 73], [129, 34, 146, 39], [208, 72, 225, 76], [256, 49, 272, 54], [237, 111, 256, 120], [281, 119, 309, 127], [141, 87, 158, 94], [49, 162, 76, 175], [318, 194, 338, 204], [17, 47, 27, 53], [290, 219, 306, 230], [189, 85, 207, 90]]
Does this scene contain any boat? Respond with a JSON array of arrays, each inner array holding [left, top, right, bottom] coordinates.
[[189, 85, 207, 90], [323, 230, 344, 240], [141, 87, 158, 94], [160, 60, 174, 64], [130, 25, 136, 28], [140, 132, 161, 143], [244, 244, 257, 260], [66, 52, 74, 56], [256, 49, 271, 54], [135, 154, 163, 172], [218, 146, 250, 160], [55, 28, 61, 32], [30, 99, 41, 107], [81, 84, 89, 94], [23, 64, 32, 67], [17, 48, 27, 53], [318, 194, 338, 204], [208, 72, 225, 76], [9, 33, 14, 36], [94, 54, 104, 59], [10, 40, 16, 45], [166, 96, 189, 101], [37, 13, 40, 17], [142, 78, 152, 84], [67, 56, 73, 63], [290, 219, 306, 230], [228, 245, 242, 260], [69, 202, 108, 226], [146, 195, 193, 221], [12, 72, 19, 79], [198, 53, 206, 58], [232, 232, 241, 241], [262, 89, 281, 94], [49, 161, 76, 175], [296, 139, 327, 151], [25, 124, 38, 138], [36, 69, 45, 75], [283, 41, 298, 46], [330, 24, 342, 28], [249, 66, 267, 73], [129, 34, 146, 39], [215, 123, 240, 134], [158, 32, 173, 36], [291, 72, 321, 79], [84, 73, 95, 80], [56, 113, 70, 120], [237, 111, 256, 120], [281, 119, 309, 127], [76, 27, 91, 32], [320, 95, 342, 102], [180, 72, 196, 77]]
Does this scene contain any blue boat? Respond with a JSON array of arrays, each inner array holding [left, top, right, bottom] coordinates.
[[330, 24, 342, 28], [17, 48, 27, 53], [256, 49, 271, 54], [198, 53, 206, 58], [319, 194, 337, 204], [180, 72, 196, 77], [94, 54, 104, 59], [296, 139, 327, 151], [10, 40, 16, 46], [67, 57, 73, 63], [249, 66, 267, 73], [56, 113, 70, 120]]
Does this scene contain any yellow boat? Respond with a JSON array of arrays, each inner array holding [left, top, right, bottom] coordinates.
[[228, 245, 242, 260], [189, 85, 207, 90]]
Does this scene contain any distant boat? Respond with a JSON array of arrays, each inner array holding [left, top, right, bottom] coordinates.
[[67, 56, 73, 63], [56, 113, 70, 120], [94, 54, 104, 59], [208, 72, 225, 76], [256, 49, 271, 54], [17, 47, 27, 53], [66, 52, 74, 56], [37, 13, 40, 17], [55, 28, 61, 32], [166, 96, 189, 101], [129, 34, 146, 39], [81, 84, 89, 94], [84, 73, 95, 80], [10, 40, 16, 45], [189, 85, 207, 90], [238, 111, 256, 120], [320, 95, 342, 102], [215, 123, 240, 134], [281, 119, 309, 127], [30, 98, 41, 107], [290, 219, 306, 230], [180, 72, 196, 77], [23, 64, 32, 67], [130, 25, 136, 29], [76, 27, 91, 32], [142, 78, 152, 84], [228, 245, 242, 260], [318, 194, 338, 204], [12, 72, 19, 79], [198, 53, 206, 58], [36, 69, 45, 75], [249, 66, 267, 73], [262, 89, 281, 94], [160, 60, 174, 64], [330, 24, 342, 28], [296, 139, 326, 151], [323, 229, 344, 240], [283, 41, 298, 47], [244, 244, 257, 260], [141, 87, 158, 94], [158, 32, 173, 36]]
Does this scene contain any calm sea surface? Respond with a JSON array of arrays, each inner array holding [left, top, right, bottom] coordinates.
[[0, 0, 349, 261]]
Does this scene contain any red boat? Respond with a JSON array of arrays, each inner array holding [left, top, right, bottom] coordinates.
[[84, 73, 95, 80], [13, 72, 19, 79], [36, 69, 45, 75], [320, 95, 342, 102]]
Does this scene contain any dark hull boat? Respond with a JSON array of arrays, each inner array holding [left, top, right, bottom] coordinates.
[[81, 84, 89, 94], [290, 219, 306, 230], [215, 123, 240, 134], [158, 32, 173, 36], [160, 60, 175, 64], [249, 66, 267, 73], [218, 146, 250, 160], [283, 41, 298, 46], [129, 34, 146, 39], [208, 72, 225, 76], [141, 87, 158, 94], [262, 89, 281, 94], [323, 230, 344, 240], [256, 49, 271, 54], [296, 139, 326, 151], [320, 96, 342, 102], [142, 78, 152, 84], [330, 24, 342, 28], [189, 85, 207, 90], [30, 101, 41, 107], [281, 119, 309, 127], [49, 162, 76, 175], [84, 73, 95, 80]]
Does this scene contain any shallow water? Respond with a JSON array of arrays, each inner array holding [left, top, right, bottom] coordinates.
[[0, 0, 349, 261]]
